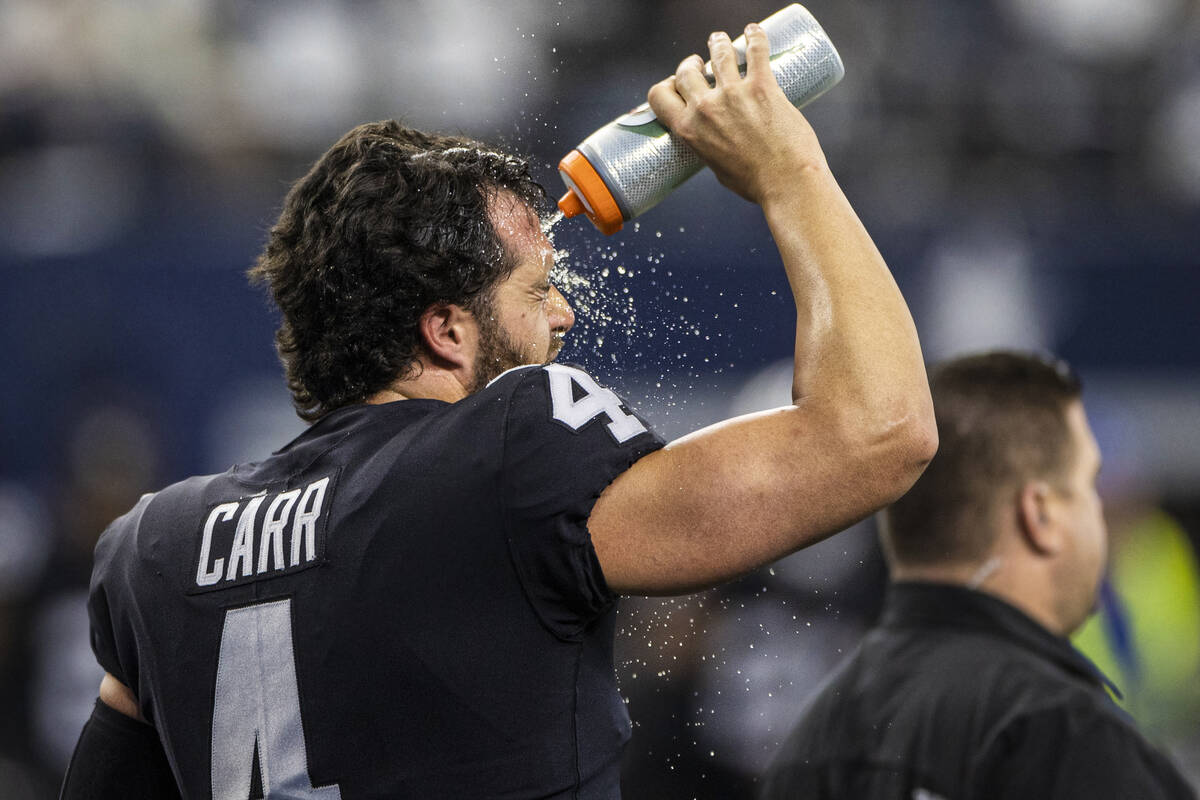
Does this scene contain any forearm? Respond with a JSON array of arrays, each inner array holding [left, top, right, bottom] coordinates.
[[592, 22, 936, 596], [762, 165, 932, 444], [645, 23, 930, 436]]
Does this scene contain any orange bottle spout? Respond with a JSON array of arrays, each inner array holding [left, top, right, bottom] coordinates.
[[558, 189, 586, 219], [556, 149, 624, 235]]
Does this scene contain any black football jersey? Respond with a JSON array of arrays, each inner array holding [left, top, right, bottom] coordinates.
[[88, 364, 664, 799]]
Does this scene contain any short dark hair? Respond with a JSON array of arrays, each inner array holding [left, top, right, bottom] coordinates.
[[249, 120, 546, 421], [880, 350, 1083, 567]]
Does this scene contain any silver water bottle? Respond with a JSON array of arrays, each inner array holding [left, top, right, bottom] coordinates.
[[557, 4, 844, 235]]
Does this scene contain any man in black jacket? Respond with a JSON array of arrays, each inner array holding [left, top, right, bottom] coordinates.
[[761, 351, 1196, 800]]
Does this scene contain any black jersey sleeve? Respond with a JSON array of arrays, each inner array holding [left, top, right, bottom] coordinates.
[[499, 364, 664, 639], [87, 493, 154, 691], [60, 700, 181, 799]]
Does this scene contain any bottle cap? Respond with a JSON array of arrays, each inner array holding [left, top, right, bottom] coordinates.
[[557, 149, 624, 235]]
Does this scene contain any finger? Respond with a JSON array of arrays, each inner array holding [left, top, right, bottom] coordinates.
[[743, 22, 770, 80], [647, 77, 686, 129], [708, 31, 739, 88], [674, 54, 710, 102]]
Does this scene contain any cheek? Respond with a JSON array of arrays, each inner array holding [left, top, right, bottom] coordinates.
[[513, 310, 550, 353], [529, 306, 552, 339], [1088, 496, 1108, 564]]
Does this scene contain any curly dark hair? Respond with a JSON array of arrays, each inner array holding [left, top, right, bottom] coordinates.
[[249, 120, 546, 421]]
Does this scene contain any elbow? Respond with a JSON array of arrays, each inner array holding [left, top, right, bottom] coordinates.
[[848, 393, 936, 506], [900, 413, 939, 480], [877, 405, 938, 502]]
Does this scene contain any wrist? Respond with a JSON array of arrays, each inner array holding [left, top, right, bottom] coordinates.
[[757, 160, 834, 214]]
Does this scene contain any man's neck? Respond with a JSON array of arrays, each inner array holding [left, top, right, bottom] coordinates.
[[368, 362, 470, 404], [891, 558, 1067, 636]]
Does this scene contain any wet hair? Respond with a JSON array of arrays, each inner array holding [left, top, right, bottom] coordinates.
[[880, 350, 1083, 567], [248, 120, 546, 421]]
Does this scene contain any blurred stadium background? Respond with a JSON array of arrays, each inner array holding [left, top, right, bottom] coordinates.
[[2, 0, 1199, 797]]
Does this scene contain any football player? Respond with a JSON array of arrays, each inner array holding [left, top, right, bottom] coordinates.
[[63, 26, 936, 799]]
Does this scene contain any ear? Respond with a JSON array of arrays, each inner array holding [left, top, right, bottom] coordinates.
[[1017, 480, 1062, 556], [418, 303, 476, 370]]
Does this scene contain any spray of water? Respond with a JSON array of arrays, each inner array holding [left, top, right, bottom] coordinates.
[[541, 213, 642, 372], [533, 104, 807, 791]]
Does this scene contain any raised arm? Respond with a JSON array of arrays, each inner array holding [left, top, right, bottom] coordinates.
[[588, 24, 937, 595]]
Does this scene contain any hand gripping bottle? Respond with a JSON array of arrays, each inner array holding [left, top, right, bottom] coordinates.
[[557, 4, 844, 235]]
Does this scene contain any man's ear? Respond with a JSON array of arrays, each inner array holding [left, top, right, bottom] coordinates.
[[418, 303, 475, 369], [1017, 480, 1061, 556]]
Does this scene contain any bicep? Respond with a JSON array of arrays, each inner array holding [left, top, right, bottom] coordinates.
[[589, 402, 906, 595]]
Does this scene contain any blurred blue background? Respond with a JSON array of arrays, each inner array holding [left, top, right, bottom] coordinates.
[[2, 0, 1199, 797]]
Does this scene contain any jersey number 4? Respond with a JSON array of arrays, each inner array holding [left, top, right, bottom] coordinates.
[[211, 599, 341, 799], [545, 364, 647, 444]]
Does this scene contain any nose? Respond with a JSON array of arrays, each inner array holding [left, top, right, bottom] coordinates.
[[548, 285, 575, 333]]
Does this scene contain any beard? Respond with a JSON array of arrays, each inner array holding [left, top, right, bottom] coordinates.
[[467, 310, 542, 395]]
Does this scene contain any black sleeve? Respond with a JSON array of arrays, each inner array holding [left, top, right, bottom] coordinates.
[[59, 700, 181, 800], [977, 705, 1197, 800], [500, 364, 664, 639], [88, 494, 154, 689]]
